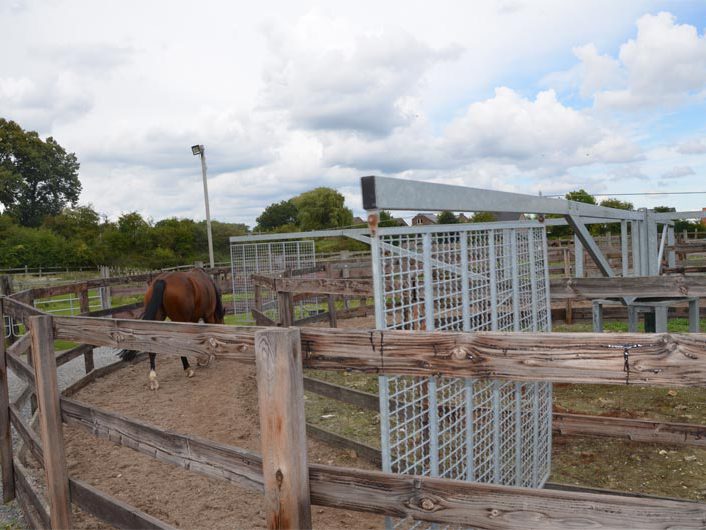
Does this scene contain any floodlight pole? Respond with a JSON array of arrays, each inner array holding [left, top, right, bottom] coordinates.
[[195, 145, 215, 269]]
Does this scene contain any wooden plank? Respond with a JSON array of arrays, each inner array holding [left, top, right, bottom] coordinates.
[[60, 391, 706, 529], [85, 301, 143, 318], [276, 277, 373, 296], [69, 477, 177, 530], [2, 297, 43, 323], [55, 343, 93, 367], [60, 397, 265, 492], [78, 288, 90, 314], [29, 315, 72, 529], [277, 291, 294, 327], [53, 316, 257, 362], [303, 377, 378, 412], [251, 274, 277, 290], [13, 457, 51, 529], [49, 315, 706, 387], [0, 300, 14, 502], [7, 332, 31, 357], [252, 308, 276, 327], [255, 328, 312, 529], [553, 412, 706, 446], [6, 350, 35, 389], [307, 464, 706, 529], [9, 403, 43, 464], [550, 275, 706, 300], [306, 424, 381, 466]]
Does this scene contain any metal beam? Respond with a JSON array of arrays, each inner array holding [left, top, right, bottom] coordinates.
[[652, 210, 706, 221], [565, 216, 614, 277], [361, 176, 643, 220]]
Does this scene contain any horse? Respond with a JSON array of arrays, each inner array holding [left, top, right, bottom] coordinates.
[[118, 268, 225, 390]]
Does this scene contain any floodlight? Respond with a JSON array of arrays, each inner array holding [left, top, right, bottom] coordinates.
[[191, 144, 203, 156]]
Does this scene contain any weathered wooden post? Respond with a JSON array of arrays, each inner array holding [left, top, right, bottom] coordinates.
[[78, 288, 94, 373], [29, 315, 72, 529], [325, 263, 337, 328], [277, 290, 294, 327], [255, 327, 311, 530], [0, 298, 15, 502]]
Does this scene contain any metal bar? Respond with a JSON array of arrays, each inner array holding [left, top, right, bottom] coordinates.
[[492, 381, 501, 483], [542, 229, 552, 331], [621, 221, 629, 277], [652, 210, 706, 221], [566, 216, 614, 277], [428, 377, 439, 477], [667, 226, 676, 269], [574, 235, 584, 278], [510, 230, 520, 332], [656, 224, 668, 275], [528, 231, 539, 332], [464, 379, 475, 482], [514, 383, 522, 487], [488, 231, 499, 331], [460, 233, 470, 332], [647, 213, 659, 276], [631, 220, 640, 277], [423, 233, 434, 331], [361, 176, 643, 220]]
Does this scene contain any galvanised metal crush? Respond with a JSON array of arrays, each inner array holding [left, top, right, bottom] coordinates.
[[371, 223, 553, 529], [230, 240, 317, 323]]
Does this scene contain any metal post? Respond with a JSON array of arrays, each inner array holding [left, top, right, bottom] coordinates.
[[656, 224, 668, 274], [514, 383, 522, 487], [460, 233, 470, 331], [527, 231, 539, 332], [667, 225, 676, 270], [541, 229, 552, 331], [195, 146, 215, 269], [574, 234, 584, 278], [631, 220, 640, 276], [509, 230, 520, 332], [688, 299, 700, 333], [492, 381, 501, 483], [422, 233, 434, 331], [620, 220, 628, 277], [488, 231, 499, 331], [464, 379, 475, 482], [428, 377, 439, 477]]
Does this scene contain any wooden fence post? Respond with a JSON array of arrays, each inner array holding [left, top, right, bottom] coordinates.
[[255, 328, 311, 530], [29, 315, 72, 529], [326, 264, 337, 328], [277, 291, 294, 327], [0, 299, 15, 502], [78, 289, 94, 373]]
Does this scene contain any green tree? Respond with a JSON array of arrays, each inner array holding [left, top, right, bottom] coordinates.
[[0, 119, 81, 227], [437, 211, 458, 224], [292, 187, 353, 231], [565, 189, 596, 205], [255, 200, 298, 232], [471, 212, 497, 223], [598, 198, 634, 234]]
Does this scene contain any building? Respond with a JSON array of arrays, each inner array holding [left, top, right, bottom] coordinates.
[[412, 213, 438, 225]]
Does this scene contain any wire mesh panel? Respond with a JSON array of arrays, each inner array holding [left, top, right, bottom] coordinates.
[[230, 240, 316, 323], [373, 223, 552, 529]]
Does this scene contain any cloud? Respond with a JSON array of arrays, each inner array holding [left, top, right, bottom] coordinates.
[[0, 73, 93, 132], [444, 87, 640, 169], [676, 138, 706, 155], [661, 165, 695, 179], [261, 13, 461, 136], [547, 12, 706, 110], [38, 44, 134, 77]]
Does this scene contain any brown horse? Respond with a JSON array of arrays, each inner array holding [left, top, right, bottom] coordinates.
[[118, 268, 225, 390]]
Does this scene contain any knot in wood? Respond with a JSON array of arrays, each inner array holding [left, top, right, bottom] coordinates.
[[111, 331, 128, 343], [488, 508, 500, 518], [449, 345, 471, 361], [419, 497, 436, 511]]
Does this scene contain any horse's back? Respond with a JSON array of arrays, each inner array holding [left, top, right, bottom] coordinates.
[[146, 269, 218, 323]]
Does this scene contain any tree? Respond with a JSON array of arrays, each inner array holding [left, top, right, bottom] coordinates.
[[471, 212, 497, 223], [0, 119, 81, 227], [255, 200, 298, 232], [437, 211, 458, 224], [599, 198, 633, 234], [292, 187, 353, 231], [565, 189, 596, 205]]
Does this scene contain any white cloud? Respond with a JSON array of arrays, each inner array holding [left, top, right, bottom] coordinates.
[[661, 165, 695, 179], [444, 88, 640, 169], [261, 13, 461, 135], [676, 138, 706, 154]]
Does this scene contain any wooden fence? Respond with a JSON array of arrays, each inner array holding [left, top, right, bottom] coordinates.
[[2, 275, 706, 528]]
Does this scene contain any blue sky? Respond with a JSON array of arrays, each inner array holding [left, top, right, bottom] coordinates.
[[1, 0, 706, 226]]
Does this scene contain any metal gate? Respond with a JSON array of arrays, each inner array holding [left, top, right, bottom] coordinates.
[[371, 222, 553, 527], [230, 240, 316, 323]]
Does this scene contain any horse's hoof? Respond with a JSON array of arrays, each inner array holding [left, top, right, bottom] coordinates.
[[196, 354, 214, 367], [149, 370, 159, 390], [185, 368, 195, 378]]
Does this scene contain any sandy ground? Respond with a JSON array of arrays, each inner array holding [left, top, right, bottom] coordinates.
[[41, 354, 386, 529]]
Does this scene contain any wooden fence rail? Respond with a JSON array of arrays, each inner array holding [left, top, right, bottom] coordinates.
[[45, 315, 706, 387]]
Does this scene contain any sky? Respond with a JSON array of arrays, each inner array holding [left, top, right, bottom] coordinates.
[[2, 0, 706, 227]]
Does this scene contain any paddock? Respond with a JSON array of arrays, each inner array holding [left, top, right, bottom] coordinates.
[[2, 175, 706, 529]]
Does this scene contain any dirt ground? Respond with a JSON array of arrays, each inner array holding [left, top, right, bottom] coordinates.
[[50, 357, 385, 530]]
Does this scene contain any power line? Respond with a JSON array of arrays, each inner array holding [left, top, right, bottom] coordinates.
[[544, 191, 706, 198]]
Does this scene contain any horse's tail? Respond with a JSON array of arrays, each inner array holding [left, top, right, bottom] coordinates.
[[212, 278, 225, 323], [118, 279, 167, 362]]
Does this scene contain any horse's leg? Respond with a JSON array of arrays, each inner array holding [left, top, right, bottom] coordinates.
[[181, 356, 194, 378], [149, 352, 159, 390]]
